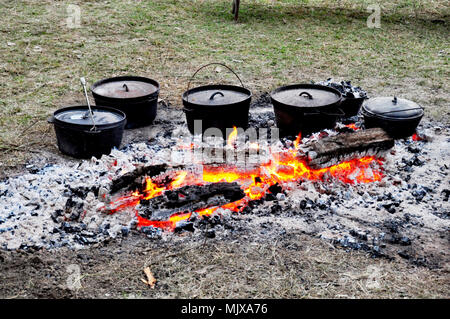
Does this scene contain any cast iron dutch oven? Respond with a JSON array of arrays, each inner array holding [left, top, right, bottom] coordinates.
[[361, 96, 424, 138], [182, 63, 252, 135], [341, 95, 366, 117], [91, 76, 159, 129], [270, 84, 344, 137], [48, 105, 126, 158]]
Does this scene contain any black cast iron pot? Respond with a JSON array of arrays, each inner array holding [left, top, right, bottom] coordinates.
[[361, 96, 424, 138], [340, 96, 366, 117], [91, 76, 159, 129], [48, 105, 126, 159], [182, 63, 252, 136], [270, 84, 343, 137]]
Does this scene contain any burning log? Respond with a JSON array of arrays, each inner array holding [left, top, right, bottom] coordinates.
[[304, 128, 394, 169], [110, 164, 170, 194], [138, 182, 245, 221]]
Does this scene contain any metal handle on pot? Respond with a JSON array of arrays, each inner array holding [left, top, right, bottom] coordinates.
[[392, 96, 397, 104], [374, 96, 424, 115], [320, 107, 346, 117], [186, 62, 246, 102], [209, 92, 225, 100], [377, 107, 424, 115], [47, 116, 55, 124], [182, 107, 192, 113], [304, 107, 345, 117], [83, 129, 102, 134], [80, 77, 97, 132], [123, 83, 129, 92], [299, 92, 313, 99]]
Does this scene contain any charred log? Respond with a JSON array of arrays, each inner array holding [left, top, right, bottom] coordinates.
[[304, 128, 394, 169], [138, 182, 245, 221], [109, 164, 169, 194]]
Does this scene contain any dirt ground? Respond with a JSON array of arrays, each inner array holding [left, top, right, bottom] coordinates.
[[1, 229, 448, 299]]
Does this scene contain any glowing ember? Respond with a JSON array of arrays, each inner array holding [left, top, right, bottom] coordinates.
[[412, 132, 424, 141], [249, 142, 259, 150], [104, 131, 385, 231], [345, 123, 360, 131]]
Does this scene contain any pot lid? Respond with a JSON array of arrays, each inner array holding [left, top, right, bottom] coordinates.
[[91, 76, 159, 99], [54, 106, 125, 126], [363, 96, 423, 119], [271, 84, 341, 108], [184, 85, 251, 106]]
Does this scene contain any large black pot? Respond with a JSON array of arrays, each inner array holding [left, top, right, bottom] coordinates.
[[270, 84, 343, 137], [48, 105, 126, 159], [91, 76, 159, 129], [361, 96, 424, 138], [182, 63, 252, 136]]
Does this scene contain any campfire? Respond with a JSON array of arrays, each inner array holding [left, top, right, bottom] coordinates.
[[103, 128, 386, 231], [0, 89, 447, 269]]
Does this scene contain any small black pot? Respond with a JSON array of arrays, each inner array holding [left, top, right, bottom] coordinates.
[[91, 76, 159, 129], [270, 84, 343, 137], [361, 96, 424, 139], [48, 105, 126, 159], [340, 96, 366, 117]]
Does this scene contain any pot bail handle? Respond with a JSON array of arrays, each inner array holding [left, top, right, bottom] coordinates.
[[123, 83, 129, 92], [319, 107, 346, 117], [377, 97, 424, 115], [299, 92, 313, 99], [209, 92, 224, 100], [377, 107, 424, 115], [186, 62, 246, 102]]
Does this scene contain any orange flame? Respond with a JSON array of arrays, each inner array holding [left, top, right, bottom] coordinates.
[[227, 126, 238, 148], [169, 171, 187, 189], [104, 136, 385, 231], [142, 179, 165, 200], [293, 132, 302, 149]]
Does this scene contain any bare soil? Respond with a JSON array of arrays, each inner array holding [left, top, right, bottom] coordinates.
[[1, 230, 449, 299]]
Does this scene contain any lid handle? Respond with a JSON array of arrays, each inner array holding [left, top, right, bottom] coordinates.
[[123, 83, 129, 92], [209, 92, 225, 100], [299, 91, 313, 99], [392, 96, 397, 104]]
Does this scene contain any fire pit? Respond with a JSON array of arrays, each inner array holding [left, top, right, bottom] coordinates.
[[0, 93, 448, 269]]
